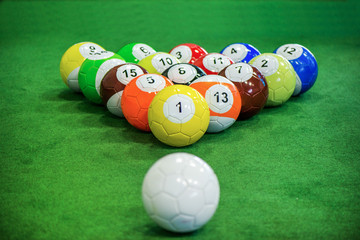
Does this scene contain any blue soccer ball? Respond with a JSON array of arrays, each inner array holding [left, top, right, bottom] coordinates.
[[274, 44, 318, 96], [220, 43, 261, 63]]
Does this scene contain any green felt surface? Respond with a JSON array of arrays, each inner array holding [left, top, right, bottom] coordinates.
[[1, 0, 360, 239]]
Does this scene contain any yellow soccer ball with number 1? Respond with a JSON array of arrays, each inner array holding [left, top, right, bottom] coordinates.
[[60, 42, 106, 92], [148, 85, 210, 147]]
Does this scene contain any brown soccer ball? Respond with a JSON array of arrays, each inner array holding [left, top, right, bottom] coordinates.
[[100, 63, 148, 117], [219, 62, 268, 120]]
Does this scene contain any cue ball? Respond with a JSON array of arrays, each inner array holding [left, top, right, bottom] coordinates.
[[142, 152, 220, 233], [148, 85, 210, 147], [190, 75, 241, 133], [193, 53, 234, 75], [274, 44, 318, 96], [162, 63, 206, 85], [249, 53, 296, 107], [219, 62, 268, 120], [60, 42, 106, 92], [100, 63, 148, 117], [121, 74, 173, 131]]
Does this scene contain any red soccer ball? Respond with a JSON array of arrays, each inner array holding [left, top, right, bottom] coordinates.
[[193, 53, 234, 75], [169, 43, 208, 64]]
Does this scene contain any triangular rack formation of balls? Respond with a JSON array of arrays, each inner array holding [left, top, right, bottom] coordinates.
[[60, 42, 318, 148]]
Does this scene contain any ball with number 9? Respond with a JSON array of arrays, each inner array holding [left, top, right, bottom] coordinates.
[[162, 63, 206, 85], [121, 73, 173, 131], [190, 75, 241, 133], [169, 43, 208, 64], [60, 42, 106, 92], [148, 85, 210, 147], [138, 52, 180, 75]]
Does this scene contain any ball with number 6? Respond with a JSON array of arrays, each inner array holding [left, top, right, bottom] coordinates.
[[100, 63, 148, 117], [193, 53, 234, 75], [190, 75, 241, 133], [117, 42, 156, 63], [121, 74, 173, 131], [169, 43, 208, 64], [274, 44, 318, 96], [148, 85, 210, 147], [162, 63, 206, 85], [249, 53, 296, 107], [138, 52, 180, 75]]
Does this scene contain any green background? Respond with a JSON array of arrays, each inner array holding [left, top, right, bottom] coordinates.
[[1, 0, 359, 239]]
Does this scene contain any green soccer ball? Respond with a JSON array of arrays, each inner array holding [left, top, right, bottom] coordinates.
[[117, 42, 156, 63], [78, 51, 126, 104]]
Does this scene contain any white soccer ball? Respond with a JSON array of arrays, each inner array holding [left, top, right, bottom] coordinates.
[[142, 152, 220, 233]]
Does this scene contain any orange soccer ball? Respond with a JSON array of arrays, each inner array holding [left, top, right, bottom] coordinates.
[[121, 73, 173, 131], [190, 75, 241, 133]]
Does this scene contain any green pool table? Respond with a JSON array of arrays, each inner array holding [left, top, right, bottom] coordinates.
[[1, 0, 359, 239]]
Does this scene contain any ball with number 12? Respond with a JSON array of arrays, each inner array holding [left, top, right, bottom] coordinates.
[[274, 44, 318, 96]]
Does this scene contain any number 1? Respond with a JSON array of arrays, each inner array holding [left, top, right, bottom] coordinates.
[[176, 102, 182, 113]]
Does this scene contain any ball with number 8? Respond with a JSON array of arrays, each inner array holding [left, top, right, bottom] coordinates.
[[274, 44, 318, 96], [190, 75, 241, 133], [138, 52, 180, 75], [121, 74, 173, 131], [162, 63, 206, 85], [193, 53, 234, 75], [249, 53, 296, 107], [169, 43, 208, 64], [148, 85, 210, 147]]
